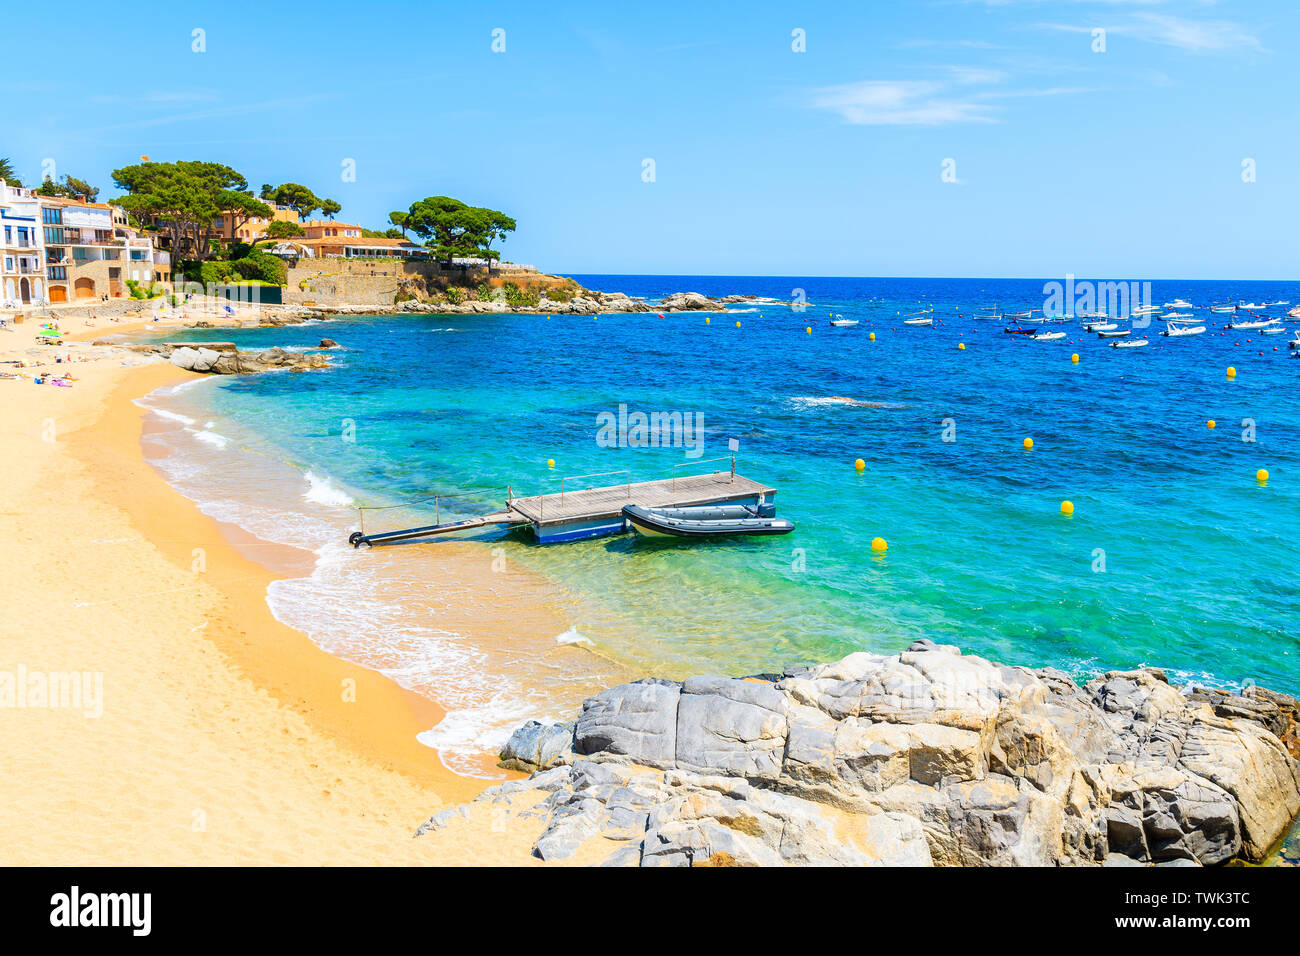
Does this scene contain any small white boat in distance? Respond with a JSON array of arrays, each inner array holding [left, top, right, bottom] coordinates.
[[1110, 338, 1150, 349], [1161, 324, 1206, 337], [902, 309, 934, 326], [1272, 300, 1290, 306], [1210, 303, 1237, 314], [1097, 328, 1131, 338], [1033, 331, 1067, 341], [1162, 312, 1194, 320], [1132, 305, 1162, 317], [1259, 325, 1288, 335], [1163, 299, 1194, 309], [1227, 317, 1281, 330], [1239, 302, 1269, 310], [1084, 321, 1118, 332], [829, 317, 858, 327]]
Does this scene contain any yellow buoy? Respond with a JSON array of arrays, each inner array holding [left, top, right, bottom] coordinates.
[[854, 458, 865, 472], [735, 320, 741, 328], [705, 317, 710, 324], [958, 342, 965, 350], [1257, 468, 1269, 483], [1071, 353, 1079, 364], [547, 459, 555, 468], [869, 332, 876, 341], [1023, 438, 1034, 451], [1226, 366, 1237, 378], [806, 326, 812, 334], [1060, 500, 1074, 516], [1207, 420, 1216, 429], [871, 536, 888, 552]]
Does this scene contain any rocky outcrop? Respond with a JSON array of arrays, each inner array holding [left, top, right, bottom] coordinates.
[[423, 640, 1300, 867], [389, 289, 737, 316], [131, 342, 331, 375], [658, 291, 725, 311]]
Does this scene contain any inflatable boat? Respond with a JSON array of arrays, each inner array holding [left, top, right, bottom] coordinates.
[[622, 503, 794, 538]]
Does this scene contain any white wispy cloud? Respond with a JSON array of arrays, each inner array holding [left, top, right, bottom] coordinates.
[[809, 80, 998, 126], [1039, 14, 1266, 53]]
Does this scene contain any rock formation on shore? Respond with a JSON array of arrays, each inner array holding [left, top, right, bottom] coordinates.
[[387, 289, 744, 317], [419, 640, 1300, 867], [106, 341, 332, 375]]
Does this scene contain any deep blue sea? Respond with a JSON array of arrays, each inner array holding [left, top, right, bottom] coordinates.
[[141, 275, 1300, 780]]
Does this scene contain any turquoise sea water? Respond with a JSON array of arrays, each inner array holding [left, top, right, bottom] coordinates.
[[143, 276, 1300, 769]]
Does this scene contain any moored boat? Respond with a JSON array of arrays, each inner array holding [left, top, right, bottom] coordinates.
[[1161, 324, 1206, 337], [1110, 338, 1149, 349], [622, 503, 794, 538], [1097, 328, 1131, 338], [1226, 317, 1281, 330], [1032, 331, 1067, 341]]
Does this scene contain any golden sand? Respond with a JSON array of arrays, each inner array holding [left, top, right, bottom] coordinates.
[[0, 303, 567, 864]]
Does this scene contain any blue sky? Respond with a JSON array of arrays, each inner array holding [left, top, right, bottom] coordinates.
[[4, 1, 1295, 278]]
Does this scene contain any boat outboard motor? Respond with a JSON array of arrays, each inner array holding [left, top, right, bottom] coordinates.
[[744, 503, 777, 518]]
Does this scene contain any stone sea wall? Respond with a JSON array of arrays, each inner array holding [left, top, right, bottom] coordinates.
[[420, 640, 1300, 867]]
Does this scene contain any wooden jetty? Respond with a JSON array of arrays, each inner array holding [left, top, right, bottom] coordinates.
[[350, 459, 777, 546]]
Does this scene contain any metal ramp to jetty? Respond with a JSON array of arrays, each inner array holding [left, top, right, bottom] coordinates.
[[349, 458, 777, 547]]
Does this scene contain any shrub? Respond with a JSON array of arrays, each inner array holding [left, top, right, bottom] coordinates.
[[503, 282, 539, 307], [445, 286, 466, 305]]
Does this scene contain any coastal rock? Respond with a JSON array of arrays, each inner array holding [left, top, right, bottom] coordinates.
[[160, 342, 329, 375], [319, 338, 339, 348], [499, 721, 575, 773], [574, 679, 680, 768], [437, 641, 1300, 867], [169, 346, 222, 372], [674, 677, 788, 780], [660, 291, 723, 312]]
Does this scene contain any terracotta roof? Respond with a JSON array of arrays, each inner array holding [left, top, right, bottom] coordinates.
[[36, 196, 116, 210], [297, 236, 424, 248]]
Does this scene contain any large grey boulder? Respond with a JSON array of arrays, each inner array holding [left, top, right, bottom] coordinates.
[[674, 677, 788, 780], [499, 720, 575, 773], [574, 679, 680, 768]]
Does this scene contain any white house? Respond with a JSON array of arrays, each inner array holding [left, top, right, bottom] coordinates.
[[1, 179, 47, 306]]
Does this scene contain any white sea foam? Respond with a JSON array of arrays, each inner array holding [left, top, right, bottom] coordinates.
[[150, 407, 196, 426], [302, 471, 355, 508], [189, 427, 229, 449], [788, 395, 904, 410], [555, 626, 593, 646]]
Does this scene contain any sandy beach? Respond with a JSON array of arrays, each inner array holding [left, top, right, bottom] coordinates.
[[0, 302, 566, 865]]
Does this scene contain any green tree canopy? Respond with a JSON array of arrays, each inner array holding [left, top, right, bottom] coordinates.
[[252, 220, 306, 246], [262, 182, 340, 222], [35, 174, 100, 201], [0, 157, 22, 187], [402, 196, 516, 265], [111, 160, 270, 261]]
